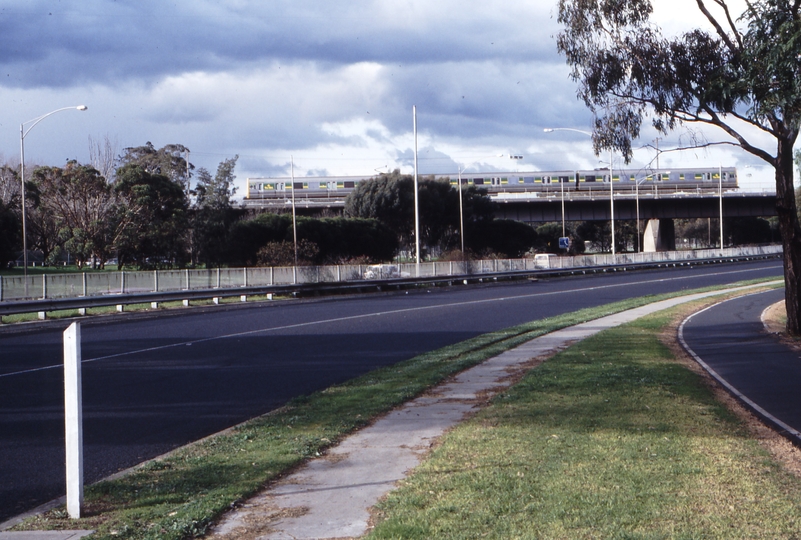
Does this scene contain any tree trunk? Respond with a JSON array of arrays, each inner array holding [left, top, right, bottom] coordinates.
[[775, 137, 801, 335]]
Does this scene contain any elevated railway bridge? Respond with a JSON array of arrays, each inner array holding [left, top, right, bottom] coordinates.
[[242, 168, 776, 251]]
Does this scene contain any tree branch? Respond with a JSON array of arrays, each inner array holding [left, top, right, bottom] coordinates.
[[712, 0, 744, 48], [700, 105, 777, 164], [696, 0, 740, 53]]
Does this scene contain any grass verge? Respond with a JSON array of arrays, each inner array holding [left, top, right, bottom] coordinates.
[[368, 294, 801, 539], [11, 279, 782, 539], [0, 295, 289, 325]]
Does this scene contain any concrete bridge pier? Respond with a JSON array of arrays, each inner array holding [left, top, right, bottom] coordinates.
[[643, 219, 675, 252]]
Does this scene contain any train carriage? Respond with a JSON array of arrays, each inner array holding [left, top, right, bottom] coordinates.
[[246, 167, 738, 206]]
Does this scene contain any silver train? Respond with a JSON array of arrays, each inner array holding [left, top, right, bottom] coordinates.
[[246, 167, 737, 203]]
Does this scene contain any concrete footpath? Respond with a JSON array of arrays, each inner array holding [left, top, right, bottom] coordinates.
[[207, 284, 774, 540], [0, 283, 779, 540]]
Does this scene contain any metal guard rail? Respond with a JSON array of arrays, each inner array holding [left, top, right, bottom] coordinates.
[[0, 251, 782, 318]]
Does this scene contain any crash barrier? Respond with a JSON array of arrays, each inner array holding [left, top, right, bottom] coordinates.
[[0, 245, 783, 309]]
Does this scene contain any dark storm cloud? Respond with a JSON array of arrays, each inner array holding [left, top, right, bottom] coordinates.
[[0, 1, 558, 88]]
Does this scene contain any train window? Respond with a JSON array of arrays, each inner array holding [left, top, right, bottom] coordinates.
[[558, 175, 570, 183], [318, 182, 327, 189], [501, 177, 508, 184], [336, 182, 344, 189], [585, 175, 596, 182], [474, 178, 484, 185], [523, 177, 534, 184], [344, 181, 355, 188], [292, 182, 304, 190], [266, 183, 275, 190]]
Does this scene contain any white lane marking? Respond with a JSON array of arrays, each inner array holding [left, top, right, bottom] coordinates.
[[0, 265, 782, 379]]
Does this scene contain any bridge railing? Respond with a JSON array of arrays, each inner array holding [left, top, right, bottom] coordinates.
[[0, 245, 783, 303]]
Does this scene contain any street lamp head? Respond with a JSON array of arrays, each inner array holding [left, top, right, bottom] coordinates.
[[77, 105, 87, 111]]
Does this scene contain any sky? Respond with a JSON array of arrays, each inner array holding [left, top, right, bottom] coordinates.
[[0, 0, 778, 197]]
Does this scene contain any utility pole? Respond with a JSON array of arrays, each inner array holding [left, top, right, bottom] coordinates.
[[413, 106, 420, 269], [654, 137, 661, 169]]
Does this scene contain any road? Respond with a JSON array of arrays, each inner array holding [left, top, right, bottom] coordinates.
[[0, 260, 782, 522], [680, 287, 801, 439]]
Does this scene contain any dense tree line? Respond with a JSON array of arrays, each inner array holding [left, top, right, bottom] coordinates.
[[0, 146, 405, 269], [0, 147, 782, 271], [344, 170, 539, 258], [227, 213, 398, 266]]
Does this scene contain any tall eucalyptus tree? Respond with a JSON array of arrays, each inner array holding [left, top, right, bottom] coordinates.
[[557, 0, 801, 332]]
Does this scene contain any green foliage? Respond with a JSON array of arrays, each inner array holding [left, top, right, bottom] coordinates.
[[725, 216, 774, 245], [119, 142, 193, 194], [345, 170, 416, 246], [345, 170, 497, 254], [227, 213, 398, 266], [557, 0, 801, 330], [30, 162, 116, 268], [742, 0, 801, 126], [556, 0, 753, 162], [577, 220, 610, 253], [191, 156, 241, 267], [466, 219, 537, 258], [193, 156, 238, 210], [226, 213, 293, 266], [0, 199, 19, 268], [113, 164, 189, 269], [257, 239, 319, 266], [535, 222, 563, 253], [295, 217, 399, 263]]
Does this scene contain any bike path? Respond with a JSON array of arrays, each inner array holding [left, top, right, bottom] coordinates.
[[680, 287, 801, 441]]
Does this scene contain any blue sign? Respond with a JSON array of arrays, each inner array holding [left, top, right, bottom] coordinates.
[[558, 237, 570, 249]]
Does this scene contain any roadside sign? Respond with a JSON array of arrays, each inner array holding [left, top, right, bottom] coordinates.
[[558, 237, 570, 249]]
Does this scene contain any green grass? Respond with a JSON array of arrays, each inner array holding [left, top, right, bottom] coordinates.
[[369, 305, 801, 539], [11, 279, 782, 539]]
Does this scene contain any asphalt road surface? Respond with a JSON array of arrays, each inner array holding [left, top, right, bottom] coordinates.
[[681, 287, 801, 438], [0, 260, 783, 522]]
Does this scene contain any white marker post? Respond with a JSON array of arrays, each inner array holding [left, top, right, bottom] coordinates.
[[64, 322, 84, 519]]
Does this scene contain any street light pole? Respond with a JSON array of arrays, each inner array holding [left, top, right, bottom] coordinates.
[[719, 164, 724, 250], [609, 148, 614, 255], [413, 106, 420, 269], [560, 172, 565, 238], [458, 167, 465, 254], [290, 156, 298, 268], [636, 175, 640, 253], [544, 127, 615, 255], [20, 105, 88, 279]]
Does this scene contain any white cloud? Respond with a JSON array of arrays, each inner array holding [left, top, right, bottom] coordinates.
[[0, 0, 784, 195]]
